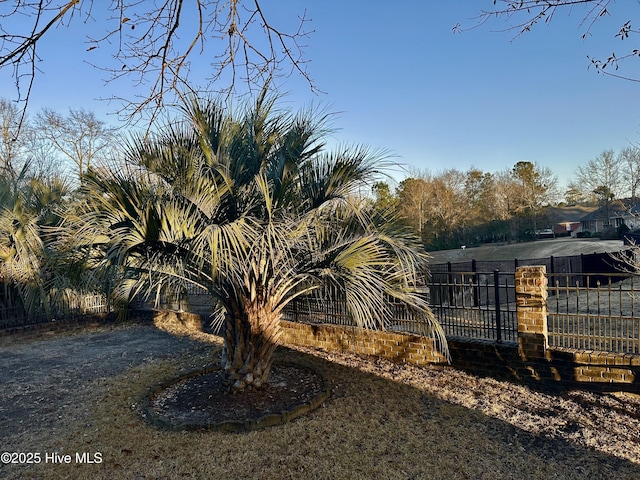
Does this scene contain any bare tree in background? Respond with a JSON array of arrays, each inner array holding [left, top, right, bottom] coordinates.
[[36, 108, 117, 179], [575, 149, 623, 199], [0, 99, 67, 189], [456, 1, 639, 82], [575, 149, 623, 226], [619, 146, 640, 199], [0, 99, 30, 194], [0, 1, 314, 131]]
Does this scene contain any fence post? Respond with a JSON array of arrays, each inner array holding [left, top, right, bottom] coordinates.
[[447, 262, 453, 305], [472, 259, 479, 307], [515, 265, 548, 361], [494, 269, 502, 343]]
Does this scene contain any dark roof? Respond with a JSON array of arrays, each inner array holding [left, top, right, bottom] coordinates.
[[579, 199, 639, 221], [546, 205, 597, 223]]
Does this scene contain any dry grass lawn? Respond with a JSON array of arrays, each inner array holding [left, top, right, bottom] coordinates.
[[1, 322, 640, 479]]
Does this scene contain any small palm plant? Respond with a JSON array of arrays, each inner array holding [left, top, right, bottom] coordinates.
[[71, 91, 447, 392]]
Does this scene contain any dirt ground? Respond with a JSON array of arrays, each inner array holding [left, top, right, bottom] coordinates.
[[2, 323, 640, 478], [0, 323, 210, 444], [308, 346, 640, 465]]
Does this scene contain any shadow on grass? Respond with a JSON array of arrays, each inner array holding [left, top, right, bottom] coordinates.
[[0, 324, 639, 479]]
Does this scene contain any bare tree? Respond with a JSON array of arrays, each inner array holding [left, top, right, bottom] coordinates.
[[0, 98, 69, 190], [35, 108, 116, 179], [396, 176, 431, 240], [575, 149, 623, 199], [0, 99, 29, 193], [22, 128, 65, 180], [493, 169, 520, 220], [575, 149, 623, 226], [619, 146, 640, 199], [457, 1, 640, 82], [397, 170, 474, 249], [426, 169, 468, 247], [0, 1, 314, 130]]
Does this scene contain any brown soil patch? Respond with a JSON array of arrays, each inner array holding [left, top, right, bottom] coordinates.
[[144, 363, 329, 431]]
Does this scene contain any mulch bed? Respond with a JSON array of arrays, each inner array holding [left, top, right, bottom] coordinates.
[[143, 363, 330, 432]]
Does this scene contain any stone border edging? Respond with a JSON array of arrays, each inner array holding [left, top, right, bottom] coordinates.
[[140, 362, 331, 433]]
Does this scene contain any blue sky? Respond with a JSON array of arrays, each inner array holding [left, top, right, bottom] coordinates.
[[2, 1, 639, 191]]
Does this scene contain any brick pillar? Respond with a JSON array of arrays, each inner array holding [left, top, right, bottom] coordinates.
[[515, 266, 548, 361]]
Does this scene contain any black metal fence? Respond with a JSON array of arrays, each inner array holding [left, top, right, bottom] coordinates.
[[427, 270, 517, 343], [429, 263, 640, 355], [547, 272, 640, 354], [281, 269, 520, 344], [430, 250, 634, 287], [282, 289, 435, 336], [4, 249, 640, 356]]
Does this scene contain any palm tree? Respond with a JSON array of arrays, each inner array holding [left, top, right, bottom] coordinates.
[[0, 167, 70, 320], [71, 91, 447, 392]]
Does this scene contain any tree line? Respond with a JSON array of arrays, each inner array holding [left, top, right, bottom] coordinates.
[[371, 146, 640, 251]]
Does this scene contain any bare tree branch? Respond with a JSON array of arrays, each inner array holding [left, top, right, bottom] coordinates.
[[454, 1, 611, 38], [0, 1, 80, 69], [455, 1, 640, 82], [0, 1, 316, 130]]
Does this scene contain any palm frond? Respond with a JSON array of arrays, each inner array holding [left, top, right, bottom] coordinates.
[[62, 91, 448, 363]]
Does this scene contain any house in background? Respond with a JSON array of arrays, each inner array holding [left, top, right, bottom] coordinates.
[[579, 199, 640, 234], [553, 222, 581, 237], [545, 205, 597, 238]]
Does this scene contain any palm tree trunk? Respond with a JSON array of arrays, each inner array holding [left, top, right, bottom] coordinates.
[[220, 296, 282, 392]]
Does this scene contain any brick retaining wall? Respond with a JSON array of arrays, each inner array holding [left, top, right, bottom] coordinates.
[[280, 321, 640, 393], [279, 320, 448, 365], [280, 265, 640, 393]]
